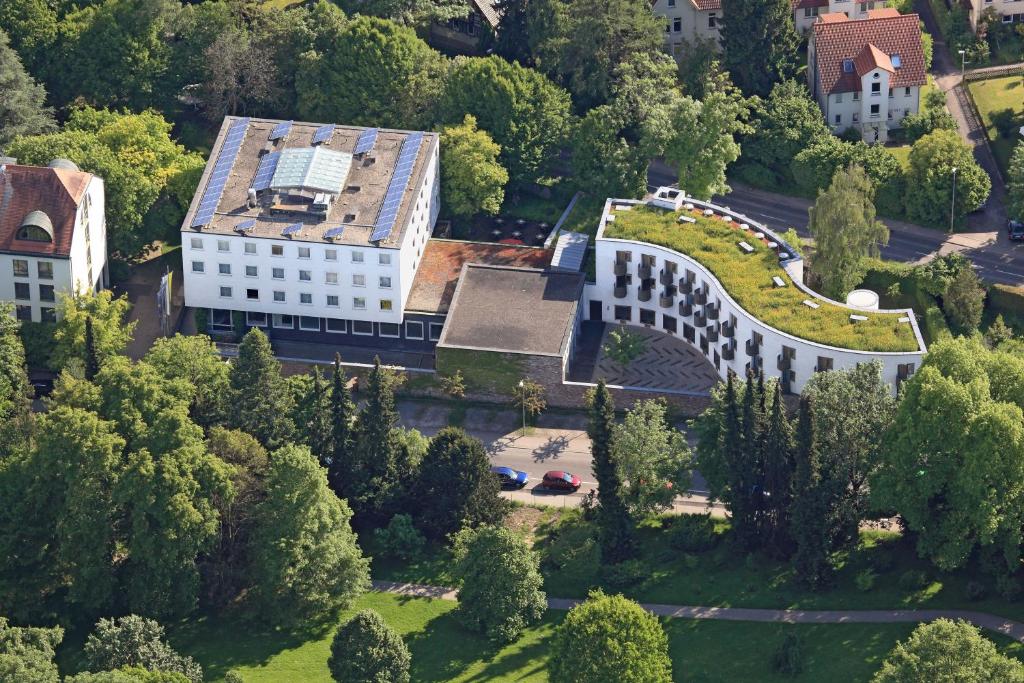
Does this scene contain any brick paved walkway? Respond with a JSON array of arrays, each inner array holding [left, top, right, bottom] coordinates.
[[591, 324, 719, 393]]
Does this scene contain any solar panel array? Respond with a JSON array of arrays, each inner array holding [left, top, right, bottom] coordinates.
[[354, 128, 378, 155], [250, 151, 281, 191], [312, 124, 335, 145], [324, 226, 345, 239], [370, 132, 423, 243], [282, 223, 302, 236], [190, 117, 250, 228], [234, 219, 256, 233], [269, 120, 292, 141]]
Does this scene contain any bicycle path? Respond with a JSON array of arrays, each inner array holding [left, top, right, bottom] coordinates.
[[372, 580, 1024, 642]]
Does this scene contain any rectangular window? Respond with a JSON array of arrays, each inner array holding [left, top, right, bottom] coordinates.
[[15, 305, 31, 321], [835, 92, 843, 103], [325, 249, 337, 261], [326, 295, 339, 307], [218, 263, 231, 275], [379, 276, 392, 289], [870, 103, 880, 117], [853, 112, 860, 122], [429, 322, 444, 341], [14, 282, 30, 300], [352, 274, 365, 287], [871, 82, 881, 94], [298, 247, 310, 259], [888, 87, 893, 98], [614, 305, 632, 321], [668, 0, 675, 5], [816, 356, 834, 372], [271, 245, 283, 256], [853, 91, 860, 101], [379, 322, 400, 337], [640, 308, 656, 325], [217, 240, 230, 252], [211, 309, 232, 328], [247, 288, 259, 300], [353, 297, 366, 310], [190, 238, 203, 250], [327, 318, 346, 333], [673, 17, 681, 31], [37, 262, 53, 279], [300, 293, 312, 304], [246, 311, 267, 327], [12, 260, 28, 278], [273, 290, 285, 302], [219, 286, 232, 298], [299, 316, 319, 331], [663, 315, 677, 334], [325, 272, 338, 285], [192, 261, 205, 273], [245, 265, 258, 277], [351, 251, 364, 263], [905, 86, 911, 96], [834, 114, 841, 125], [273, 314, 294, 329], [244, 242, 257, 255], [40, 307, 56, 323], [38, 284, 54, 302], [708, 12, 716, 27], [272, 268, 284, 279], [378, 253, 391, 265], [299, 270, 311, 282], [405, 321, 424, 339], [380, 299, 393, 311], [352, 320, 373, 335]]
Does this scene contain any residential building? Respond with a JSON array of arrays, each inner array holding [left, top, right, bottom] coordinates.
[[965, 0, 1024, 31], [428, 0, 499, 54], [585, 188, 925, 393], [0, 159, 108, 323], [808, 9, 927, 143]]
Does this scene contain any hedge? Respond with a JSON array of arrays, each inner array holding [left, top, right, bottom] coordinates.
[[989, 284, 1024, 318]]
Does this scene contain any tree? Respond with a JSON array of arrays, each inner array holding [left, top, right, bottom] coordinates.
[[144, 334, 229, 429], [664, 69, 749, 199], [251, 444, 370, 626], [720, 0, 800, 97], [761, 385, 794, 553], [65, 669, 190, 683], [200, 29, 280, 121], [872, 338, 1024, 572], [943, 266, 985, 333], [900, 105, 957, 144], [512, 379, 546, 422], [452, 525, 546, 643], [337, 0, 469, 28], [84, 316, 100, 380], [82, 616, 202, 683], [493, 0, 532, 64], [52, 290, 135, 372], [549, 591, 672, 683], [351, 358, 402, 520], [0, 617, 63, 683], [0, 28, 54, 148], [986, 314, 1014, 348], [438, 55, 573, 186], [328, 354, 356, 498], [328, 609, 411, 683], [589, 381, 636, 563], [612, 399, 691, 519], [411, 427, 509, 539], [808, 164, 889, 300], [296, 15, 445, 131], [0, 0, 58, 74], [603, 326, 647, 367], [228, 328, 295, 450], [790, 397, 832, 588], [0, 302, 32, 460], [293, 367, 332, 466], [904, 129, 991, 227], [872, 619, 1024, 682], [1009, 141, 1024, 221], [440, 114, 508, 218]]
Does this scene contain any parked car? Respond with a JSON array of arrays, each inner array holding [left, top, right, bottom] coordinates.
[[491, 466, 529, 490], [1009, 220, 1024, 241], [542, 470, 582, 492]]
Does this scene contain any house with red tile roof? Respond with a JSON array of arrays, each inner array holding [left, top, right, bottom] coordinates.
[[0, 159, 108, 323], [808, 9, 927, 143]]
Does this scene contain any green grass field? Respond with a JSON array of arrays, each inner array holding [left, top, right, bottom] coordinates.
[[967, 75, 1024, 175]]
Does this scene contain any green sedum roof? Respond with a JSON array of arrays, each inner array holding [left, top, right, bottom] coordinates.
[[603, 205, 920, 353]]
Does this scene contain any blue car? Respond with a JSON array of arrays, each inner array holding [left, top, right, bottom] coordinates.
[[491, 466, 529, 490]]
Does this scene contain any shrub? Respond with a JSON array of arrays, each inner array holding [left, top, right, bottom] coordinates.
[[965, 580, 988, 601], [997, 574, 1022, 601], [898, 569, 930, 592], [855, 568, 878, 592], [83, 616, 203, 683], [374, 514, 426, 560], [989, 284, 1024, 318], [668, 513, 718, 552], [440, 370, 466, 398], [328, 609, 411, 683], [771, 632, 805, 676], [601, 559, 647, 590], [544, 518, 598, 571]]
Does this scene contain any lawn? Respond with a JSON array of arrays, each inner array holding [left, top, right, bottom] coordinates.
[[602, 204, 921, 352], [967, 75, 1024, 175]]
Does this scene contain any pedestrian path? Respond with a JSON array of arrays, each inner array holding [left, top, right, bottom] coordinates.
[[371, 580, 1024, 642]]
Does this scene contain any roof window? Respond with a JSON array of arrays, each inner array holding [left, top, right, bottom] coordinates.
[[842, 59, 854, 73], [891, 54, 902, 68]]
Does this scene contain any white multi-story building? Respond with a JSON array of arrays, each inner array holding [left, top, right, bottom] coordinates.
[[965, 0, 1024, 31], [0, 159, 108, 323], [585, 188, 926, 394], [808, 9, 927, 143], [180, 117, 440, 348]]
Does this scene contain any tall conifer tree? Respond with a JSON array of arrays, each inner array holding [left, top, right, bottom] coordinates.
[[791, 397, 831, 588], [588, 380, 635, 563], [329, 354, 356, 499], [762, 385, 794, 555], [352, 357, 400, 520]]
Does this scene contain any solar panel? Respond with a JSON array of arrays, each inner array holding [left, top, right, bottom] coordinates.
[[312, 124, 335, 145], [250, 151, 281, 191], [370, 132, 423, 242], [269, 120, 292, 141], [282, 223, 302, 236], [354, 128, 378, 155], [234, 219, 256, 233], [324, 226, 345, 239], [191, 117, 251, 228]]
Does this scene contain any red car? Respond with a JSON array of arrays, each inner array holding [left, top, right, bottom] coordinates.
[[542, 470, 582, 492]]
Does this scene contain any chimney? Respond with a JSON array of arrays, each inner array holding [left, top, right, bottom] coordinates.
[[247, 188, 258, 208]]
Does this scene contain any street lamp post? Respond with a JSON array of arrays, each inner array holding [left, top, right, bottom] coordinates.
[[950, 167, 958, 233], [518, 379, 526, 436], [958, 49, 967, 80]]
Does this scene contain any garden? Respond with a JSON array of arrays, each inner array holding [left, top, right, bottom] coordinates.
[[967, 74, 1024, 175]]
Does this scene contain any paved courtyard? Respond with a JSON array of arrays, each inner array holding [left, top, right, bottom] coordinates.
[[574, 323, 719, 394]]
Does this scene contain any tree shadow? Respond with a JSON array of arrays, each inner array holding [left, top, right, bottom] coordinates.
[[991, 107, 1023, 139], [532, 435, 570, 462]]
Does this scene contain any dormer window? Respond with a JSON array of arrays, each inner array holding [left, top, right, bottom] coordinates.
[[842, 59, 854, 73], [16, 211, 54, 243]]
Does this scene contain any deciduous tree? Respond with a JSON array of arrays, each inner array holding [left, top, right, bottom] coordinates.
[[328, 609, 411, 683], [200, 29, 280, 121], [720, 0, 800, 97], [740, 80, 830, 187], [0, 302, 32, 460], [872, 619, 1024, 682], [0, 617, 63, 683], [440, 114, 508, 218], [144, 333, 229, 429], [82, 616, 202, 683], [943, 265, 985, 333], [52, 290, 135, 372], [0, 28, 54, 148], [1008, 141, 1024, 221], [904, 129, 990, 227], [612, 399, 691, 519]]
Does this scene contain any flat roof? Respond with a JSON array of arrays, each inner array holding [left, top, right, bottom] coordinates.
[[406, 239, 553, 315], [180, 117, 438, 248], [438, 264, 583, 357]]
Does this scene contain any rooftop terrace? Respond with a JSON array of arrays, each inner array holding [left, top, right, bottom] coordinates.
[[600, 203, 921, 353]]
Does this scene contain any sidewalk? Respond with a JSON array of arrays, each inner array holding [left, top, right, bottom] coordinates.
[[372, 581, 1024, 642]]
